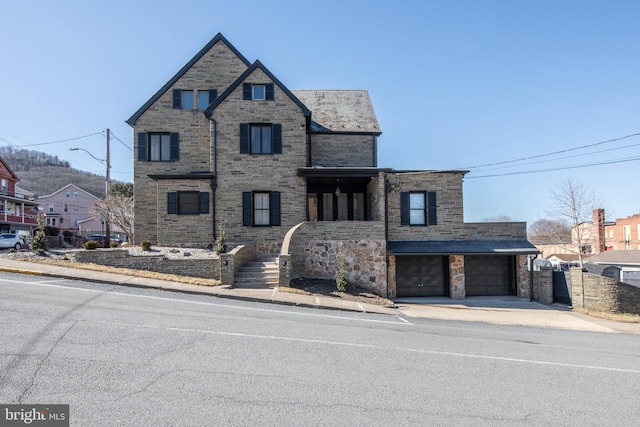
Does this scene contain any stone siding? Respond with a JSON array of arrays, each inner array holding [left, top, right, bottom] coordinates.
[[210, 68, 308, 258], [517, 255, 531, 298], [220, 243, 256, 286], [532, 267, 553, 304], [570, 268, 640, 314], [69, 249, 220, 279], [310, 134, 376, 167], [386, 171, 464, 241], [132, 40, 249, 245], [449, 255, 465, 299]]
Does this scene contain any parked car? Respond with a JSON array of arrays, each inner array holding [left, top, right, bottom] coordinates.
[[0, 233, 23, 250]]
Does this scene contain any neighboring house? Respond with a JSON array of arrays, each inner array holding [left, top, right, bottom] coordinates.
[[571, 209, 640, 253], [0, 155, 39, 237], [603, 213, 640, 251], [126, 33, 538, 299], [36, 184, 99, 234]]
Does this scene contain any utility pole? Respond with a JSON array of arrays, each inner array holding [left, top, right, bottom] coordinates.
[[105, 128, 111, 246]]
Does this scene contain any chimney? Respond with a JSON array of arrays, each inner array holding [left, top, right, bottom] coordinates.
[[593, 208, 605, 254]]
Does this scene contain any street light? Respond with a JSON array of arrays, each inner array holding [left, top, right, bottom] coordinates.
[[69, 128, 111, 245]]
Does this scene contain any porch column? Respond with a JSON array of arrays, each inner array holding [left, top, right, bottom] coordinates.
[[449, 255, 465, 299]]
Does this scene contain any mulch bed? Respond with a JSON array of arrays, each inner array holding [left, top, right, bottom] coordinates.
[[289, 278, 393, 306]]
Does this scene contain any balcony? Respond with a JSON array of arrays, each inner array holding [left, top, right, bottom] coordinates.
[[0, 212, 38, 225]]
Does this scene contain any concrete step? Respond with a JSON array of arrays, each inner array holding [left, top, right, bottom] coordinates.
[[233, 258, 279, 288]]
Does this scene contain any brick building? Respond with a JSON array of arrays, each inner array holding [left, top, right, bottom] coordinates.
[[127, 33, 537, 299], [604, 213, 640, 251], [0, 155, 39, 237]]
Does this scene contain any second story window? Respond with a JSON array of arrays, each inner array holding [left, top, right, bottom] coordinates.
[[137, 132, 179, 162], [239, 124, 282, 155], [64, 204, 68, 212], [49, 205, 54, 213], [1, 179, 7, 193], [400, 191, 437, 226]]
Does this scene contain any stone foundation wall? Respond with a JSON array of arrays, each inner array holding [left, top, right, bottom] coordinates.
[[69, 249, 220, 279], [570, 268, 640, 314], [304, 240, 387, 296]]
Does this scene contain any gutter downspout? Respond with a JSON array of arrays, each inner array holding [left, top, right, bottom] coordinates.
[[211, 119, 218, 240], [384, 171, 389, 298], [529, 254, 537, 302]]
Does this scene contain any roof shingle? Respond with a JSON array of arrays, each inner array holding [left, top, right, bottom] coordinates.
[[291, 90, 381, 134]]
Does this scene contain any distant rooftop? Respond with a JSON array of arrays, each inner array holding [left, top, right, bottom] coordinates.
[[292, 90, 381, 134]]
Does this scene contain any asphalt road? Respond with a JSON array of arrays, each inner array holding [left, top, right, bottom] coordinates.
[[1, 272, 639, 426]]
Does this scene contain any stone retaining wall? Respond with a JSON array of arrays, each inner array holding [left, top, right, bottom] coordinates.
[[68, 249, 220, 280], [570, 268, 640, 314]]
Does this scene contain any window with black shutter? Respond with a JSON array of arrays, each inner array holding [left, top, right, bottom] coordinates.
[[242, 191, 281, 226], [400, 191, 437, 226], [242, 83, 275, 101], [239, 124, 282, 154], [138, 132, 179, 162]]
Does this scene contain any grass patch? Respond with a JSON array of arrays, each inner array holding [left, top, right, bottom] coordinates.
[[21, 257, 221, 287], [573, 307, 640, 323]]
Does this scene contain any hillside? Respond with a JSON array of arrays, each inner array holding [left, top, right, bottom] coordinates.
[[0, 146, 122, 198]]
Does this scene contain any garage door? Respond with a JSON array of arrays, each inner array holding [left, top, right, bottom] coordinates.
[[396, 256, 448, 297], [465, 256, 513, 296]]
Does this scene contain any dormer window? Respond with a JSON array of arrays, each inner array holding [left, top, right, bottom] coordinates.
[[243, 83, 274, 101]]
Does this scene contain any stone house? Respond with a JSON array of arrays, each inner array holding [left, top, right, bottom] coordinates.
[[126, 33, 538, 299]]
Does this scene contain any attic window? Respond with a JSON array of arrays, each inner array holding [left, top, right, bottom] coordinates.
[[243, 83, 274, 101]]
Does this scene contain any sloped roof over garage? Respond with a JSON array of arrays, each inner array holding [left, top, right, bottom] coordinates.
[[388, 240, 540, 255]]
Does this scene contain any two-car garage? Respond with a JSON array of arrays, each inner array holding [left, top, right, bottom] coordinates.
[[389, 240, 538, 299]]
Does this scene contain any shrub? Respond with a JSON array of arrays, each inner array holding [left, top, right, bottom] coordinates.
[[140, 240, 151, 251], [30, 213, 48, 255], [83, 240, 99, 250], [214, 223, 227, 254], [109, 241, 119, 248], [335, 251, 348, 292]]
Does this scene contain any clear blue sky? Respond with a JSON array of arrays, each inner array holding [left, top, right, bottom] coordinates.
[[1, 0, 639, 226]]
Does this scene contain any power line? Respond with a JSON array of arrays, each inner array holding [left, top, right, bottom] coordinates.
[[108, 130, 133, 152], [0, 131, 103, 147], [466, 155, 640, 179], [462, 131, 640, 170]]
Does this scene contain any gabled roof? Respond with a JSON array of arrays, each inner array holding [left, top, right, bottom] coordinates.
[[0, 155, 19, 181], [38, 183, 100, 200], [291, 90, 381, 135], [126, 33, 251, 126], [205, 60, 311, 118]]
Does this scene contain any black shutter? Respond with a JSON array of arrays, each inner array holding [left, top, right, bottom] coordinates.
[[239, 124, 249, 153], [243, 83, 252, 100], [170, 133, 179, 161], [400, 192, 410, 225], [270, 191, 281, 226], [272, 124, 282, 154], [199, 192, 209, 214], [208, 89, 218, 104], [167, 192, 177, 214], [265, 83, 274, 101], [242, 192, 252, 226], [172, 89, 182, 109], [427, 191, 437, 225], [137, 132, 147, 161]]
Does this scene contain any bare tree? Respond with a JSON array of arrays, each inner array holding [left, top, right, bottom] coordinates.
[[528, 219, 571, 243], [548, 179, 601, 267], [92, 195, 134, 244]]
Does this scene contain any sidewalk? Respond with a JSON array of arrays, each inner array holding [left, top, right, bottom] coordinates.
[[1, 258, 639, 334]]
